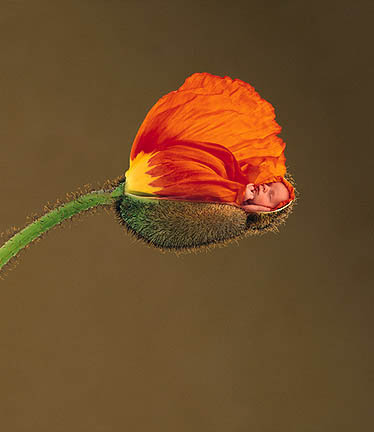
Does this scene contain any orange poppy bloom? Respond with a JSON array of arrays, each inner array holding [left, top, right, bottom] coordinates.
[[125, 73, 295, 211]]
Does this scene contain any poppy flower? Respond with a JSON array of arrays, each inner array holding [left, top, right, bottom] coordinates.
[[116, 73, 298, 251], [124, 72, 295, 211]]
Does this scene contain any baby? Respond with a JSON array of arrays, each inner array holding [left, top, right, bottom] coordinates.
[[241, 182, 290, 212]]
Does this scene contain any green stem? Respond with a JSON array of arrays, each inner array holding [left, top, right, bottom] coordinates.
[[0, 183, 124, 271]]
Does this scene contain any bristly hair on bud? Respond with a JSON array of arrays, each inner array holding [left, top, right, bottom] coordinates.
[[114, 173, 298, 254]]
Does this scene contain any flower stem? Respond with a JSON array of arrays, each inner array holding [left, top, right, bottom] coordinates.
[[0, 183, 124, 272]]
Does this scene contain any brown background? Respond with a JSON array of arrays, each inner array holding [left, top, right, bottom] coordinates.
[[0, 1, 373, 431]]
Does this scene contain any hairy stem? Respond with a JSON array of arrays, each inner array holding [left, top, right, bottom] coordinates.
[[0, 183, 124, 271]]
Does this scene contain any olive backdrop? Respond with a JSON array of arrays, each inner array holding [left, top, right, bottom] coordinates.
[[0, 1, 372, 431]]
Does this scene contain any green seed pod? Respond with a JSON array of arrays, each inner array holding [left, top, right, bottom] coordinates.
[[114, 173, 298, 253]]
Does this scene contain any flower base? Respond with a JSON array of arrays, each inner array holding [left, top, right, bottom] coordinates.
[[114, 176, 297, 253]]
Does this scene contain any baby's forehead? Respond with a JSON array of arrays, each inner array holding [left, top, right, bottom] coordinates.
[[268, 181, 285, 188], [268, 181, 289, 196], [262, 181, 289, 197]]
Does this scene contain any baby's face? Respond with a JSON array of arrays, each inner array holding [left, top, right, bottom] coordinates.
[[248, 182, 289, 209]]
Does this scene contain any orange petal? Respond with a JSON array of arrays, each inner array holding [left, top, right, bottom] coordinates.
[[126, 139, 248, 204], [130, 73, 283, 162]]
